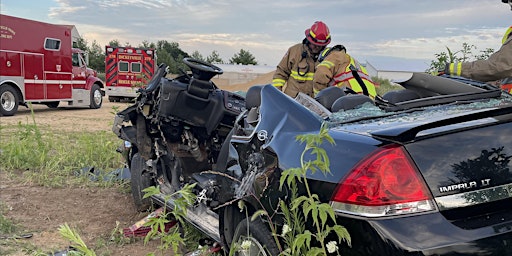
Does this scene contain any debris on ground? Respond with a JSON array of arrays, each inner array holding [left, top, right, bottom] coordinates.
[[122, 207, 176, 237]]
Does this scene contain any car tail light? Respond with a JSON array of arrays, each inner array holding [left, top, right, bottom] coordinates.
[[331, 144, 436, 217]]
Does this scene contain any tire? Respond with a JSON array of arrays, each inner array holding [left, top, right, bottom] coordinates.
[[0, 85, 20, 116], [231, 217, 280, 256], [90, 84, 102, 109], [130, 153, 155, 212], [46, 101, 60, 108]]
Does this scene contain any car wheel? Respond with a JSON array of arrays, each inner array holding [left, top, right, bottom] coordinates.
[[46, 101, 60, 108], [90, 84, 102, 109], [130, 153, 155, 212], [0, 85, 20, 116], [232, 217, 280, 256]]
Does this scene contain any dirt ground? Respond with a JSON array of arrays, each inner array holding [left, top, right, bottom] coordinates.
[[0, 101, 166, 256], [0, 74, 273, 256]]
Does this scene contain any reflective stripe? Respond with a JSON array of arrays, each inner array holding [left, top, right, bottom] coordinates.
[[272, 78, 286, 87], [449, 63, 462, 76], [330, 57, 377, 98], [290, 70, 314, 82], [502, 26, 512, 45], [333, 71, 372, 84], [318, 60, 334, 69]]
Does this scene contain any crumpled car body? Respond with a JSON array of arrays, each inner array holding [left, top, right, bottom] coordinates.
[[113, 60, 512, 255]]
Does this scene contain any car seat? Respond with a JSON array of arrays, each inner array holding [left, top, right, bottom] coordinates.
[[382, 89, 421, 104], [331, 94, 374, 112], [314, 86, 346, 111]]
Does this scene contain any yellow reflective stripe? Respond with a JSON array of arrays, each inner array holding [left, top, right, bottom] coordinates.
[[346, 79, 377, 98], [318, 60, 334, 69], [502, 26, 512, 44], [290, 70, 314, 81], [449, 63, 462, 76], [455, 63, 462, 76], [272, 78, 286, 87]]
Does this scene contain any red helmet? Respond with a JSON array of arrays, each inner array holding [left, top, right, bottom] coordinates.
[[305, 21, 331, 46]]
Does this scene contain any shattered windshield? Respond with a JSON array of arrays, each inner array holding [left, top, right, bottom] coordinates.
[[326, 94, 512, 127]]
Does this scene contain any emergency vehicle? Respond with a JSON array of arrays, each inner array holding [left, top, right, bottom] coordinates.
[[0, 14, 104, 116], [104, 46, 156, 102]]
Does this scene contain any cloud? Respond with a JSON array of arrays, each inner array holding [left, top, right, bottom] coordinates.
[[3, 0, 509, 69]]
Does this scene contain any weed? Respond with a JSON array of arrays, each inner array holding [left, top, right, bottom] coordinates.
[[232, 123, 351, 255], [58, 223, 96, 256], [141, 184, 197, 255]]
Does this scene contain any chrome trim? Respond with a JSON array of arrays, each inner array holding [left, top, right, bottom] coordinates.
[[435, 184, 512, 210], [152, 194, 221, 242], [331, 199, 437, 218]]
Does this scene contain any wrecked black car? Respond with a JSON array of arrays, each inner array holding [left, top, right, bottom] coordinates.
[[113, 58, 512, 255]]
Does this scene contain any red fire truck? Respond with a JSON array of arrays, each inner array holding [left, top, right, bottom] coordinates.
[[104, 46, 156, 102], [0, 14, 104, 116]]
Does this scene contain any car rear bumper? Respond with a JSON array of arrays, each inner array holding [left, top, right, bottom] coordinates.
[[335, 212, 512, 255]]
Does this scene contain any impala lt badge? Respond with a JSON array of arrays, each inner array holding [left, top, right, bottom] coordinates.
[[439, 179, 491, 193]]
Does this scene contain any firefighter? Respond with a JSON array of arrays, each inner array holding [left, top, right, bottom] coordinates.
[[272, 21, 331, 97], [443, 0, 512, 84], [313, 45, 377, 99]]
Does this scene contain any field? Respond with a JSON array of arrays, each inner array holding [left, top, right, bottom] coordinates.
[[0, 102, 166, 256], [0, 74, 272, 256]]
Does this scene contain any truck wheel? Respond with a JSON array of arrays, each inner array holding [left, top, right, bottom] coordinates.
[[90, 84, 102, 109], [131, 153, 155, 212], [0, 85, 20, 116], [231, 217, 280, 255], [45, 101, 60, 108]]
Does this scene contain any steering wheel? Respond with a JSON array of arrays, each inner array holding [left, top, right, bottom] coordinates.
[[183, 57, 223, 81]]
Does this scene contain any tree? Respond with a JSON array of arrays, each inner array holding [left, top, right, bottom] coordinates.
[[107, 39, 120, 47], [191, 50, 205, 62], [74, 37, 88, 51], [88, 40, 105, 72], [155, 40, 189, 74], [206, 50, 223, 64], [139, 40, 156, 49], [426, 43, 494, 74], [229, 49, 257, 65]]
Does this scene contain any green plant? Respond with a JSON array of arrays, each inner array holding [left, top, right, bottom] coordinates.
[[141, 184, 197, 255], [425, 43, 495, 74], [0, 203, 17, 235], [278, 123, 351, 255], [0, 123, 123, 187], [58, 223, 96, 256], [232, 123, 351, 255], [372, 76, 404, 96]]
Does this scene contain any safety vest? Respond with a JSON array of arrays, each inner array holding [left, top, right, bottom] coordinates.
[[501, 77, 512, 93], [330, 57, 377, 98], [502, 26, 512, 44], [501, 26, 512, 93]]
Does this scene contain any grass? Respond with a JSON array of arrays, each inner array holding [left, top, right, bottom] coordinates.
[[0, 106, 132, 255], [0, 121, 124, 188]]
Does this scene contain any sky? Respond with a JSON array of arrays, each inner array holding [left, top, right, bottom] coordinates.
[[1, 0, 510, 71]]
